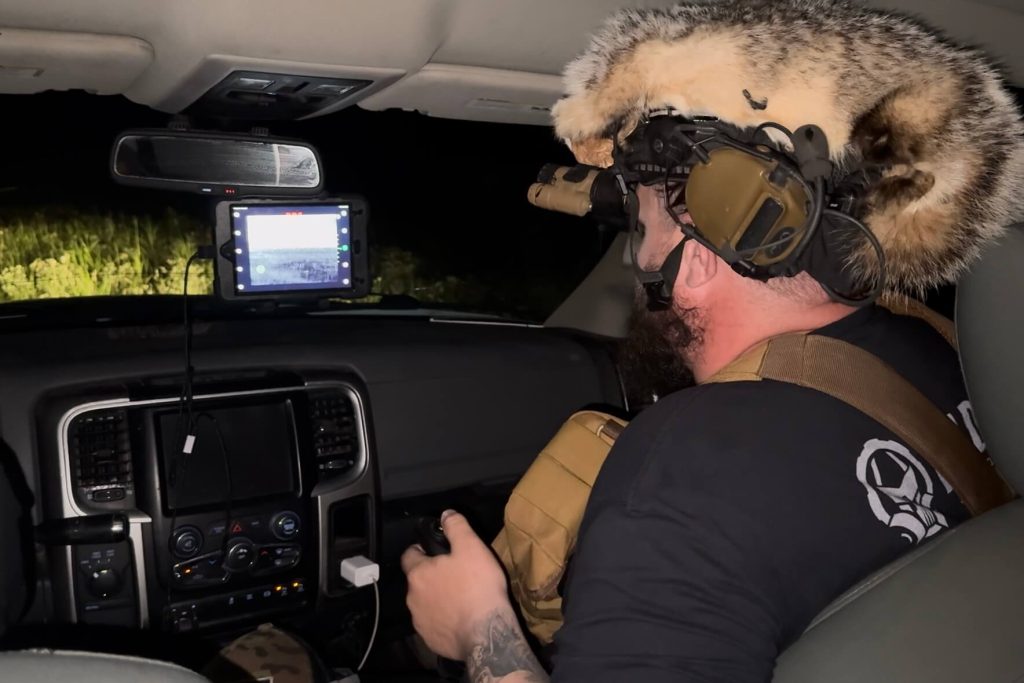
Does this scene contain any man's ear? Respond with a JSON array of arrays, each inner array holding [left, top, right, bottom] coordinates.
[[678, 239, 718, 291]]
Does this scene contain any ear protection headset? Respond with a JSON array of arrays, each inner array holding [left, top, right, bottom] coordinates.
[[528, 112, 886, 309]]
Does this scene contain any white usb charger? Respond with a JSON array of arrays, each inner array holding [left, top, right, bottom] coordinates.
[[340, 554, 379, 588], [339, 555, 381, 673]]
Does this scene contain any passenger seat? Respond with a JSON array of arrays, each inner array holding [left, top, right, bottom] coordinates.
[[0, 649, 210, 682], [773, 224, 1024, 682]]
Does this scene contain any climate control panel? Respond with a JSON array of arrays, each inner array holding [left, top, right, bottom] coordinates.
[[167, 508, 306, 590]]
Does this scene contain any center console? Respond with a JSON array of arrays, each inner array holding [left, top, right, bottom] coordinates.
[[42, 373, 377, 634]]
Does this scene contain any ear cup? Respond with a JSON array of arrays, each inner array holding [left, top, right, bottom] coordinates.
[[684, 147, 812, 271]]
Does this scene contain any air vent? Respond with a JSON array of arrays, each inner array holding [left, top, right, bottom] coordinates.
[[69, 409, 132, 493], [308, 391, 360, 482]]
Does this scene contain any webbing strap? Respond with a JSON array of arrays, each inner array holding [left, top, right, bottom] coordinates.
[[878, 293, 958, 349], [757, 334, 1014, 515]]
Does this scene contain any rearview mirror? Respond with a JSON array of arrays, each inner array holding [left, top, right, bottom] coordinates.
[[110, 129, 324, 197]]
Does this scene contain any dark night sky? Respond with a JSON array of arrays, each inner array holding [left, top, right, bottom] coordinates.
[[0, 90, 609, 314]]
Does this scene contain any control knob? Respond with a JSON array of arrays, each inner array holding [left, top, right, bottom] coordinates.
[[170, 526, 203, 559], [88, 568, 123, 599], [223, 537, 256, 572], [271, 511, 301, 541]]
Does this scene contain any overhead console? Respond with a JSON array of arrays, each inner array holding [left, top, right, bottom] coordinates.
[[186, 70, 373, 120], [40, 372, 377, 634], [152, 55, 406, 120]]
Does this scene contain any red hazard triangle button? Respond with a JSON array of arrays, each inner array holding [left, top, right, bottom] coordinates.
[[230, 521, 244, 534]]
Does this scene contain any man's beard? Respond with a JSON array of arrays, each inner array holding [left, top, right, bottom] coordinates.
[[617, 287, 702, 408]]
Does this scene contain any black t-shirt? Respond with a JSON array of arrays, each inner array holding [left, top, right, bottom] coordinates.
[[551, 305, 981, 683]]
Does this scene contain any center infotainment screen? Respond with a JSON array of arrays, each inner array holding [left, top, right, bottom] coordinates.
[[214, 197, 370, 301], [156, 401, 298, 512]]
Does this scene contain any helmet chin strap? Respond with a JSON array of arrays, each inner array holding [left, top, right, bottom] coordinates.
[[624, 183, 691, 312], [633, 234, 688, 311]]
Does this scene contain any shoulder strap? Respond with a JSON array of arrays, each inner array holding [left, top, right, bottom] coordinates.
[[712, 298, 956, 383], [711, 333, 1013, 515], [878, 293, 958, 349]]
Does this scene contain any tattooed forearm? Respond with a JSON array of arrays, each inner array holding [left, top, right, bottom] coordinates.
[[465, 607, 549, 683]]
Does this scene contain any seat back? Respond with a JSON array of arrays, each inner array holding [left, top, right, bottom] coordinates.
[[774, 225, 1024, 682], [953, 225, 1024, 490], [0, 650, 210, 683]]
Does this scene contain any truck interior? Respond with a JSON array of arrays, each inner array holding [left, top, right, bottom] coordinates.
[[0, 1, 1021, 681]]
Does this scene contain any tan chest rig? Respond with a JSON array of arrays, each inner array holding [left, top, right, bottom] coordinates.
[[492, 299, 1014, 645]]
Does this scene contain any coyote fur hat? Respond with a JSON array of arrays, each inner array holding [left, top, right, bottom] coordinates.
[[552, 0, 1024, 293]]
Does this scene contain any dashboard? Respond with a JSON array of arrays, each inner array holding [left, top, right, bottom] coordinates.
[[0, 312, 623, 642], [42, 378, 371, 633]]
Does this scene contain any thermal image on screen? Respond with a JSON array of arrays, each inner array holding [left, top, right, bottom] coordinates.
[[231, 204, 353, 294]]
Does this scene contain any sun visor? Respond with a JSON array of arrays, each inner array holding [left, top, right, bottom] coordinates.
[[0, 27, 152, 95], [359, 64, 560, 126]]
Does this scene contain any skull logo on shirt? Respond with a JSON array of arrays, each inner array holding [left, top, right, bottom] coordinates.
[[856, 438, 949, 544]]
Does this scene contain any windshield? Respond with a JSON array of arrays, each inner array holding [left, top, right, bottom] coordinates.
[[0, 92, 609, 322]]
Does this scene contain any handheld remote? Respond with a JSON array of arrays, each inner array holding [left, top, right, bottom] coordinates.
[[415, 516, 451, 556]]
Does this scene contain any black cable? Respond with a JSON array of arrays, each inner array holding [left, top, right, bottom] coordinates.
[[161, 416, 234, 612], [748, 161, 823, 272], [182, 251, 202, 437], [163, 448, 192, 609], [811, 176, 826, 232], [196, 412, 234, 558], [164, 250, 201, 609], [163, 248, 209, 612], [169, 248, 209, 494], [171, 251, 202, 500], [167, 250, 202, 492], [819, 208, 887, 306], [708, 132, 776, 163], [754, 121, 795, 142], [735, 230, 799, 258]]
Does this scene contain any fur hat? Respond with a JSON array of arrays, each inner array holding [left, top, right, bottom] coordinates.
[[552, 0, 1024, 293]]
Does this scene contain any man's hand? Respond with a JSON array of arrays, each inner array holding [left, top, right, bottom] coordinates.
[[402, 510, 548, 682], [401, 510, 511, 659]]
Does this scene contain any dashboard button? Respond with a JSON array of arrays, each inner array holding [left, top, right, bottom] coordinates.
[[92, 487, 126, 502], [173, 551, 228, 586], [321, 458, 354, 472], [253, 543, 301, 575], [271, 511, 301, 540]]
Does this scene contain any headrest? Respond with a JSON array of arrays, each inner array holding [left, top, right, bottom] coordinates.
[[956, 224, 1024, 492]]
